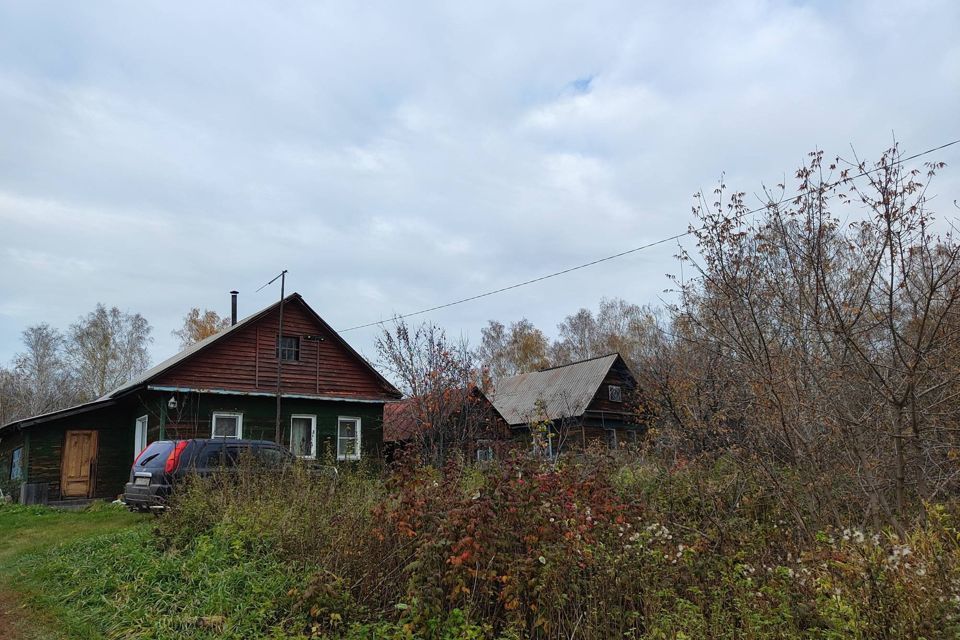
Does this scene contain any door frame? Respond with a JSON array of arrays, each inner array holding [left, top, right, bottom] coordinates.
[[60, 430, 99, 499]]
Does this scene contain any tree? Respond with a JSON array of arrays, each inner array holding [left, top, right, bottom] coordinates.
[[476, 318, 551, 380], [11, 324, 76, 418], [552, 308, 597, 364], [662, 143, 960, 528], [172, 308, 231, 349], [377, 319, 494, 465], [67, 304, 153, 400]]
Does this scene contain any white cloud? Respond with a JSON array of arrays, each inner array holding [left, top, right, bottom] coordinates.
[[0, 0, 957, 366]]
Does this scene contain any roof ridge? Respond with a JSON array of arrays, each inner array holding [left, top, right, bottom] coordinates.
[[534, 352, 619, 373]]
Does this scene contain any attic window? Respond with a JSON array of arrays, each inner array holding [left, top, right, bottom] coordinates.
[[608, 385, 623, 403], [276, 335, 300, 361]]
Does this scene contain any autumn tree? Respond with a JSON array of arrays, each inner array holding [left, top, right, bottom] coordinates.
[[661, 144, 960, 528], [377, 319, 495, 465], [173, 308, 231, 349], [476, 318, 551, 380], [67, 304, 153, 400]]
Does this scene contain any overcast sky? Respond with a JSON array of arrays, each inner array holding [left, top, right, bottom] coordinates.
[[1, 0, 958, 367]]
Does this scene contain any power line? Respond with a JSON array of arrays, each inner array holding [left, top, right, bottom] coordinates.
[[339, 138, 960, 333]]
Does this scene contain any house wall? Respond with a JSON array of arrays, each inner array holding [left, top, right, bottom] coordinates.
[[0, 430, 26, 493], [151, 301, 391, 399], [13, 403, 140, 500], [136, 390, 385, 461]]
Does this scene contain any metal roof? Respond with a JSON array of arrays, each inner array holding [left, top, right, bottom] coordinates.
[[100, 292, 400, 401], [98, 300, 269, 400], [489, 353, 620, 426], [2, 293, 400, 432]]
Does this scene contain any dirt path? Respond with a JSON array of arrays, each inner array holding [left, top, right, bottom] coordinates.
[[0, 590, 43, 640]]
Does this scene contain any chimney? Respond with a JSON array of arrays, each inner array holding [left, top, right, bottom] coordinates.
[[230, 290, 238, 326]]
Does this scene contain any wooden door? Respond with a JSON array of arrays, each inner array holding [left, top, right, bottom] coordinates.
[[61, 430, 98, 498]]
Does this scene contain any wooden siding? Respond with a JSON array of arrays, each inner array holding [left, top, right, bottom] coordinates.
[[133, 390, 385, 461], [19, 404, 137, 500], [152, 301, 393, 400]]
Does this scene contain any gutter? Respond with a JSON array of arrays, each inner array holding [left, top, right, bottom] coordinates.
[[146, 385, 390, 404]]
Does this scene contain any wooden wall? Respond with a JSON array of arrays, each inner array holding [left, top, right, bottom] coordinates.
[[152, 300, 395, 399], [138, 391, 385, 461], [20, 404, 137, 500]]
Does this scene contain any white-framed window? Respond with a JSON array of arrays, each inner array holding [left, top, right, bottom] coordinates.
[[290, 414, 317, 458], [212, 412, 243, 439], [134, 415, 148, 459], [608, 385, 623, 403], [337, 417, 361, 461]]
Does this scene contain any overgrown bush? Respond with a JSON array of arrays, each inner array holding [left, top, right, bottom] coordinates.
[[144, 453, 960, 638]]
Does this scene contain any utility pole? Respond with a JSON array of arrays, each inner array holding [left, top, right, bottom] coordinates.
[[257, 269, 288, 444]]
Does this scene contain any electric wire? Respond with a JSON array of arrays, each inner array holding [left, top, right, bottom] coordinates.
[[336, 139, 960, 333]]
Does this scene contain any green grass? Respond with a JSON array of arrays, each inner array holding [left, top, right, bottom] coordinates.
[[0, 503, 147, 639]]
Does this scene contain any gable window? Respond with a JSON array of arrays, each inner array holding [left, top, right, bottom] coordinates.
[[134, 415, 148, 459], [290, 415, 316, 458], [10, 447, 23, 481], [212, 412, 243, 439], [608, 385, 623, 403], [337, 417, 361, 461], [276, 335, 301, 361]]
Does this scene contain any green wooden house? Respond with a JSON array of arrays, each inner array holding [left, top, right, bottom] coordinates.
[[0, 293, 401, 503]]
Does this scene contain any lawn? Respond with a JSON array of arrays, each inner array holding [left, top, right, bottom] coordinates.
[[0, 504, 147, 640]]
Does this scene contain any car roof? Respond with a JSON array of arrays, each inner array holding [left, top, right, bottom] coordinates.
[[149, 438, 281, 445]]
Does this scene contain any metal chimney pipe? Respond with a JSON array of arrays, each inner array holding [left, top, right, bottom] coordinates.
[[230, 290, 238, 325]]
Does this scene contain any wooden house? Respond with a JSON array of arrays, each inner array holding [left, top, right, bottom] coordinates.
[[489, 353, 644, 455], [0, 293, 401, 503], [382, 388, 512, 461]]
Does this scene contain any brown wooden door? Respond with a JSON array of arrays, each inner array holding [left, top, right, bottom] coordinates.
[[61, 430, 98, 498]]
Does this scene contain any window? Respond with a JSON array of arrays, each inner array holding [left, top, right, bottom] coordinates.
[[276, 335, 301, 361], [337, 417, 361, 461], [211, 412, 243, 439], [476, 443, 494, 462], [134, 415, 148, 459], [605, 428, 618, 450], [10, 447, 23, 481], [608, 385, 623, 403], [532, 428, 554, 459], [257, 446, 293, 467], [290, 415, 316, 458], [198, 443, 241, 468]]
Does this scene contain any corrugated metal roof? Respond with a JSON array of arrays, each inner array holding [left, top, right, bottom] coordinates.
[[98, 302, 268, 400], [490, 354, 619, 426], [1, 293, 401, 433]]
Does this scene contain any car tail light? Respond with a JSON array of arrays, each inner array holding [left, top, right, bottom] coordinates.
[[164, 441, 189, 473]]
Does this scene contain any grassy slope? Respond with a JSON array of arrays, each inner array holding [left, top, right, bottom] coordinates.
[[0, 505, 146, 640]]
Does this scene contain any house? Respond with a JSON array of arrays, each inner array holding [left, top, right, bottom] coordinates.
[[0, 292, 401, 503], [489, 353, 644, 455], [382, 388, 511, 462]]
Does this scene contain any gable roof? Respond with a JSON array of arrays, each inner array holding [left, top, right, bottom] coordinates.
[[103, 292, 400, 401], [2, 293, 399, 433], [490, 353, 626, 426]]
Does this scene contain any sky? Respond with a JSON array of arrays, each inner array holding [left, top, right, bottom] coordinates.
[[0, 0, 958, 367]]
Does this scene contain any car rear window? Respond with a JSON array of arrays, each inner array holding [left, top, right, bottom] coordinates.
[[135, 441, 175, 470]]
